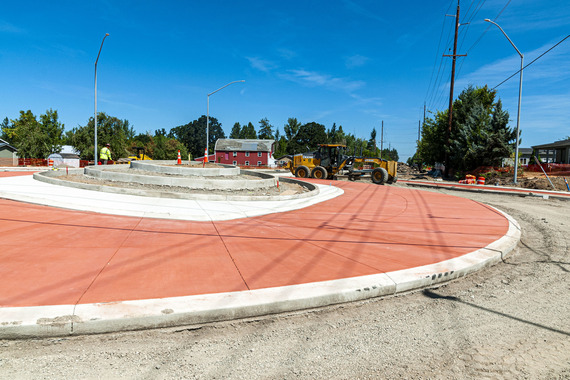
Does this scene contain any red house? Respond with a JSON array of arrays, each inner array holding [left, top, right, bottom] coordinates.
[[214, 139, 275, 167]]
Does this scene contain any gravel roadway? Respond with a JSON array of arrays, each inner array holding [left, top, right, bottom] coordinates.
[[1, 187, 568, 379]]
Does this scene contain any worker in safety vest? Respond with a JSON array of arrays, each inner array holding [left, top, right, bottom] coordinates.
[[100, 143, 112, 165]]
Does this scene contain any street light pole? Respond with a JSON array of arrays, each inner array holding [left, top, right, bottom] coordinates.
[[206, 80, 245, 157], [94, 33, 110, 166], [485, 19, 523, 184]]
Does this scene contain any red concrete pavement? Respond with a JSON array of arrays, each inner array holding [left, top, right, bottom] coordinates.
[[0, 172, 509, 308]]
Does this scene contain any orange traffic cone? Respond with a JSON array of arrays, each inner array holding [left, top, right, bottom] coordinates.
[[204, 148, 208, 163], [177, 150, 182, 165]]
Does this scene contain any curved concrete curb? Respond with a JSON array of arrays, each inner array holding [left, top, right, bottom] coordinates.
[[33, 170, 319, 203], [402, 180, 570, 201], [0, 206, 520, 339], [4, 174, 338, 220]]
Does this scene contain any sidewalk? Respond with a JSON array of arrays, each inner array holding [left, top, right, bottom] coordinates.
[[0, 172, 520, 338]]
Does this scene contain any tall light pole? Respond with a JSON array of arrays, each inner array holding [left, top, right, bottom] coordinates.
[[485, 19, 523, 184], [94, 33, 110, 166], [206, 80, 245, 156]]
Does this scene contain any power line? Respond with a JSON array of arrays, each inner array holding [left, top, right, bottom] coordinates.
[[493, 34, 570, 89], [424, 0, 456, 111], [456, 0, 510, 78]]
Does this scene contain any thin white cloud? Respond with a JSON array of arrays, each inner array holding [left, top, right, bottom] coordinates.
[[456, 39, 570, 90], [277, 48, 297, 60], [520, 93, 570, 132], [246, 56, 278, 72], [280, 69, 365, 93], [349, 93, 383, 108], [345, 54, 369, 69], [342, 0, 387, 23], [0, 20, 25, 34]]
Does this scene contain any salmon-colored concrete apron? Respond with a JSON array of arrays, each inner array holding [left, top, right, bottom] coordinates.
[[0, 172, 508, 308]]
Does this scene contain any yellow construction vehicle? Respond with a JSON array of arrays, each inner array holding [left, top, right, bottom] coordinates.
[[128, 147, 152, 161], [283, 144, 398, 185]]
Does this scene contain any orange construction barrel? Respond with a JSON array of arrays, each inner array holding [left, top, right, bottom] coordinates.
[[477, 177, 485, 185]]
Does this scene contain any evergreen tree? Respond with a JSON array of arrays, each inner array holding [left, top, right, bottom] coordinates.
[[240, 122, 257, 139], [368, 127, 377, 153], [1, 117, 14, 143], [257, 118, 274, 139], [229, 122, 241, 139], [416, 85, 514, 173]]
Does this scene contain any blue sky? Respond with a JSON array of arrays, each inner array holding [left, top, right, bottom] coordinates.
[[1, 0, 569, 161]]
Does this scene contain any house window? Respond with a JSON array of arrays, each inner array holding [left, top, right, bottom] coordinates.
[[245, 152, 250, 157], [257, 161, 262, 166], [233, 161, 237, 165], [232, 151, 237, 157], [245, 161, 250, 166], [257, 152, 262, 157]]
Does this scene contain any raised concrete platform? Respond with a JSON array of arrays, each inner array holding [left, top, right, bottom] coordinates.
[[0, 172, 520, 338], [130, 160, 240, 176]]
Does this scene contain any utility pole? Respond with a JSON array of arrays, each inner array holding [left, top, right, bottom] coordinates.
[[443, 0, 466, 176], [380, 120, 384, 159], [418, 120, 421, 142]]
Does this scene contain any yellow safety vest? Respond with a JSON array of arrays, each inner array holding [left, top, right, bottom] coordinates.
[[100, 147, 111, 160]]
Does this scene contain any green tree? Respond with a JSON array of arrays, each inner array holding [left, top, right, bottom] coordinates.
[[380, 148, 399, 161], [10, 109, 64, 158], [289, 122, 327, 154], [273, 128, 288, 158], [257, 118, 274, 139], [417, 85, 514, 173], [67, 112, 134, 160], [229, 122, 241, 139], [1, 117, 14, 143], [240, 122, 257, 139], [283, 118, 302, 153], [171, 115, 225, 157], [367, 127, 377, 152]]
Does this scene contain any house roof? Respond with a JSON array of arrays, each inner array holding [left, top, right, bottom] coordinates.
[[531, 138, 570, 150], [214, 139, 274, 152], [60, 153, 80, 159], [0, 138, 17, 152], [518, 148, 532, 155]]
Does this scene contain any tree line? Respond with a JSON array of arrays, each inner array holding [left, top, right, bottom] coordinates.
[[1, 111, 398, 162]]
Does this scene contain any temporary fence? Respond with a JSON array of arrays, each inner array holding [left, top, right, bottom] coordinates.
[[17, 158, 91, 168], [526, 163, 570, 176]]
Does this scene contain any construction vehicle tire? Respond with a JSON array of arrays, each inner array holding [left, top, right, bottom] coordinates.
[[311, 166, 328, 179], [387, 175, 398, 184], [295, 165, 310, 178], [372, 167, 388, 184]]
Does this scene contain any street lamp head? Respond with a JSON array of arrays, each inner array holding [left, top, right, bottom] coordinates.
[[484, 18, 491, 22], [105, 33, 110, 36]]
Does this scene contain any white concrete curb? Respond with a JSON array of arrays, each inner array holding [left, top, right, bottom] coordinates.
[[0, 175, 342, 221], [0, 206, 520, 339]]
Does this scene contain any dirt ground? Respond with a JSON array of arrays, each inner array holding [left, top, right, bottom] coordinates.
[[56, 171, 308, 197], [399, 163, 570, 192], [0, 187, 568, 379]]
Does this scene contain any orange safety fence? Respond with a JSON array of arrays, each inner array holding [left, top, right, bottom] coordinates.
[[17, 159, 91, 168], [526, 164, 570, 176]]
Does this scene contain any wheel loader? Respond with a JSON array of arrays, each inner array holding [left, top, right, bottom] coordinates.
[[283, 144, 397, 185]]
